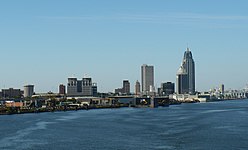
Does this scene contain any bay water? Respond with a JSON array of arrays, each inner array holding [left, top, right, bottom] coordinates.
[[1, 100, 248, 150]]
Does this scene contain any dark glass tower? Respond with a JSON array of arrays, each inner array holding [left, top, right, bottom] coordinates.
[[177, 48, 195, 94]]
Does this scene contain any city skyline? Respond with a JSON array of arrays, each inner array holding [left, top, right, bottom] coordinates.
[[1, 1, 248, 92]]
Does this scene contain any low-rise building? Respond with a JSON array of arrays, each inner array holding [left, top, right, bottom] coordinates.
[[0, 88, 23, 98], [5, 101, 24, 108], [170, 94, 206, 102], [159, 82, 175, 96], [59, 84, 66, 95], [114, 80, 131, 95]]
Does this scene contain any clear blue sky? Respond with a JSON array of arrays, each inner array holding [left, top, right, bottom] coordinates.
[[1, 0, 248, 93]]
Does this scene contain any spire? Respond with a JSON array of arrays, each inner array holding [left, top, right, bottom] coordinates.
[[187, 47, 190, 52], [186, 43, 190, 51]]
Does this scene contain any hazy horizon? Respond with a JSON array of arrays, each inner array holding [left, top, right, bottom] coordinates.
[[1, 0, 248, 93]]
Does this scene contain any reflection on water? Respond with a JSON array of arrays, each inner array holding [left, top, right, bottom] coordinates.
[[0, 100, 248, 150]]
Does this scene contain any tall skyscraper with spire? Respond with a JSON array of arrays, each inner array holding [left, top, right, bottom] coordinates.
[[176, 48, 195, 94]]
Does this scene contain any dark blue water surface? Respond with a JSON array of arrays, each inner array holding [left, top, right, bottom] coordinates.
[[1, 100, 248, 150]]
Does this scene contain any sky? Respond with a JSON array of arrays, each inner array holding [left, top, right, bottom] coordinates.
[[1, 0, 248, 93]]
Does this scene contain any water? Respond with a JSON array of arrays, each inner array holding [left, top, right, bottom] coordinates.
[[1, 100, 248, 150]]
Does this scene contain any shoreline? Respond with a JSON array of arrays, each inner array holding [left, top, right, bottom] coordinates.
[[0, 105, 126, 116], [1, 98, 246, 116]]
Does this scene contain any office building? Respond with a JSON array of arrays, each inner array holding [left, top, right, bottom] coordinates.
[[59, 84, 66, 95], [67, 77, 78, 96], [0, 88, 23, 98], [123, 80, 130, 94], [24, 85, 34, 98], [67, 76, 97, 97], [115, 88, 124, 94], [135, 80, 141, 95], [176, 48, 195, 94], [92, 83, 98, 97], [114, 80, 130, 95], [82, 78, 92, 96], [159, 82, 175, 96], [220, 84, 225, 95], [141, 64, 154, 94], [177, 66, 189, 94]]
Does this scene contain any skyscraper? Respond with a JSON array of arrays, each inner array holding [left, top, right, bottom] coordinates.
[[135, 80, 141, 95], [176, 66, 189, 94], [176, 48, 195, 94], [123, 80, 130, 94], [141, 64, 154, 94], [220, 84, 225, 95]]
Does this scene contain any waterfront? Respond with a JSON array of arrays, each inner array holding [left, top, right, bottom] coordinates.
[[0, 100, 248, 150]]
